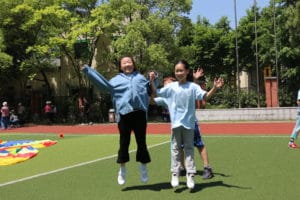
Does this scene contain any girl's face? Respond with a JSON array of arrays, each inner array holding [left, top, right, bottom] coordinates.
[[120, 57, 135, 74], [174, 63, 189, 83]]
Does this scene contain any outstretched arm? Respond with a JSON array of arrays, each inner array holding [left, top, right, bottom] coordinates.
[[204, 77, 224, 100], [81, 65, 113, 93], [148, 71, 157, 97]]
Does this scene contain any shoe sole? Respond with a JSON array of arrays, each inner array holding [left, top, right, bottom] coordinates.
[[202, 173, 214, 179], [288, 146, 299, 149]]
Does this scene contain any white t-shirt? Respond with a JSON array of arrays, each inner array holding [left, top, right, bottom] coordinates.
[[155, 81, 206, 129]]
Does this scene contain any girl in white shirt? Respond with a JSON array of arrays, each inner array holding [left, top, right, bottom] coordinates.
[[154, 60, 224, 189]]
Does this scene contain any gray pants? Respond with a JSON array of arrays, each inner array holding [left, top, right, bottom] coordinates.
[[171, 126, 196, 174]]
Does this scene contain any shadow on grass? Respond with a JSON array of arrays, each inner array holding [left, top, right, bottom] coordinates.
[[122, 180, 251, 193], [189, 181, 252, 193], [195, 170, 232, 178], [122, 182, 172, 192], [122, 171, 251, 193]]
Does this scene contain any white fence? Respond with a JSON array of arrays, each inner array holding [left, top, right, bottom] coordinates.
[[196, 107, 298, 121]]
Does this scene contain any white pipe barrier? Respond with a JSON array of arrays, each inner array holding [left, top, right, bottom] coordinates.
[[196, 107, 297, 121]]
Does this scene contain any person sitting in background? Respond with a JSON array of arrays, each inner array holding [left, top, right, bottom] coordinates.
[[9, 110, 20, 128]]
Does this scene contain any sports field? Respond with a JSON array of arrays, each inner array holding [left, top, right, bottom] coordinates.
[[0, 122, 299, 200]]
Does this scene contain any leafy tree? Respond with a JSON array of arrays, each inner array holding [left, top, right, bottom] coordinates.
[[258, 0, 300, 105], [2, 0, 299, 111], [0, 1, 40, 100], [0, 28, 13, 99], [237, 6, 259, 71], [0, 29, 12, 71], [279, 0, 300, 105], [86, 0, 193, 78], [192, 17, 234, 79]]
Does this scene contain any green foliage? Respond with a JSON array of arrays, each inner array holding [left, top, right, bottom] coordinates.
[[237, 6, 257, 70], [25, 5, 77, 56], [207, 84, 265, 109], [0, 0, 299, 111], [192, 18, 234, 78], [147, 44, 170, 73], [0, 52, 12, 69], [0, 29, 12, 69]]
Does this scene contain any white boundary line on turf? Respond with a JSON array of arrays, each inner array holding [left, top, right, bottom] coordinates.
[[0, 140, 170, 188]]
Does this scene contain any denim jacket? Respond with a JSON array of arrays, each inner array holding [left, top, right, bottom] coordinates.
[[82, 66, 150, 122]]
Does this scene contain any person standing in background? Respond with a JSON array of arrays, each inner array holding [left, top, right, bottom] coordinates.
[[288, 89, 300, 148], [44, 101, 52, 124], [1, 102, 10, 129]]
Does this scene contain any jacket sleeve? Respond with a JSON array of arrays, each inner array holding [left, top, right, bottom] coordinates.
[[146, 78, 160, 96], [82, 65, 113, 93]]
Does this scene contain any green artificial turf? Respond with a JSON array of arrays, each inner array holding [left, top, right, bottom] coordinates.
[[0, 133, 299, 200]]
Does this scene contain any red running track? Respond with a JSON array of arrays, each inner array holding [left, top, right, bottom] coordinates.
[[1, 122, 295, 135]]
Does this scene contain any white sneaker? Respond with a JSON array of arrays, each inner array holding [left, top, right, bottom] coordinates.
[[139, 164, 148, 183], [117, 167, 126, 185], [171, 173, 179, 187], [186, 173, 195, 189]]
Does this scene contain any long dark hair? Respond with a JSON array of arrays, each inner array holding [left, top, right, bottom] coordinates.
[[175, 60, 193, 81], [118, 56, 137, 73]]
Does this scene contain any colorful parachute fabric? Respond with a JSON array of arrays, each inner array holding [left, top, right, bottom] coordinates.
[[0, 139, 57, 166]]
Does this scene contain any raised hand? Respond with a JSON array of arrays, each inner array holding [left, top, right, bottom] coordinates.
[[148, 71, 157, 82], [205, 77, 224, 100], [80, 63, 89, 71], [213, 77, 224, 88], [193, 67, 204, 80]]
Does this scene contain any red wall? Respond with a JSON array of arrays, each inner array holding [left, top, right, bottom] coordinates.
[[264, 77, 278, 107]]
